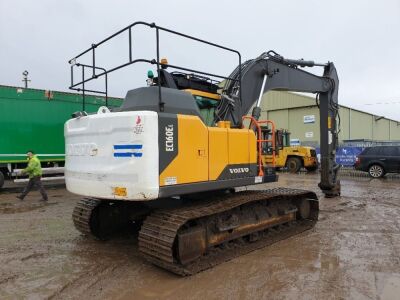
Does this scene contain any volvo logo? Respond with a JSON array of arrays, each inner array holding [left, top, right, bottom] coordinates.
[[66, 143, 98, 156], [229, 167, 249, 174]]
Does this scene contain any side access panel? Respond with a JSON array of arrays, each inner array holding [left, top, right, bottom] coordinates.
[[159, 114, 208, 186], [159, 119, 277, 198], [208, 127, 228, 180], [216, 128, 258, 179]]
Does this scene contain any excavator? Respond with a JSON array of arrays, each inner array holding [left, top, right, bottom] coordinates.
[[66, 22, 340, 275]]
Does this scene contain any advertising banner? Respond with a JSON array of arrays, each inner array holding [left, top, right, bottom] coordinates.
[[315, 147, 364, 166]]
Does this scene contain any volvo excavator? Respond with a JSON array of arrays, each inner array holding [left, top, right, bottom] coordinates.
[[66, 22, 341, 275]]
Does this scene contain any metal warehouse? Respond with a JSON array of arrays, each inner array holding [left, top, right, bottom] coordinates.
[[260, 91, 400, 146]]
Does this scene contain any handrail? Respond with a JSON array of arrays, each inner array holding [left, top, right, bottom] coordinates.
[[242, 116, 276, 176], [70, 63, 108, 110], [68, 21, 242, 110]]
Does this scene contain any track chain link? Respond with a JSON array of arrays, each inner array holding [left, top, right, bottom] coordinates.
[[139, 188, 318, 275]]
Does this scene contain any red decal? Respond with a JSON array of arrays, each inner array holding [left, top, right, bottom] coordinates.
[[136, 116, 141, 125]]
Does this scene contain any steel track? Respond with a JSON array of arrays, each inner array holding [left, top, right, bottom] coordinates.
[[72, 198, 102, 236], [138, 188, 318, 275]]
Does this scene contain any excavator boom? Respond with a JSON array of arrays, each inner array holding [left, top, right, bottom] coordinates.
[[219, 51, 341, 196]]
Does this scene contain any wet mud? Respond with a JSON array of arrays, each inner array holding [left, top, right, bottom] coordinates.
[[0, 174, 399, 300]]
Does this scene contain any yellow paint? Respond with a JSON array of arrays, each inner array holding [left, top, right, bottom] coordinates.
[[262, 146, 317, 168], [160, 115, 259, 185], [113, 187, 127, 197], [217, 121, 231, 128], [328, 117, 332, 129], [228, 129, 251, 164], [248, 132, 257, 163], [208, 127, 229, 180], [160, 115, 208, 186], [184, 89, 221, 100]]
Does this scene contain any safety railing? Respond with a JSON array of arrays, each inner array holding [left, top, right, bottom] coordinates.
[[68, 21, 242, 111], [242, 116, 276, 176]]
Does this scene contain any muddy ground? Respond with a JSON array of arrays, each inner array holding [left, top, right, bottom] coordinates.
[[0, 174, 399, 300]]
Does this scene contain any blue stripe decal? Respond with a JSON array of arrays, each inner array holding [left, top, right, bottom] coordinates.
[[114, 153, 133, 157], [114, 144, 142, 150], [113, 152, 143, 158]]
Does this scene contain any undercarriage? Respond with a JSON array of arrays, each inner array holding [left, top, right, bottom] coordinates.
[[72, 188, 318, 275]]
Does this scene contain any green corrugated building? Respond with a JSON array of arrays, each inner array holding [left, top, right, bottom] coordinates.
[[260, 91, 400, 146]]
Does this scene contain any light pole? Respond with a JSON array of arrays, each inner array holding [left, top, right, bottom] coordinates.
[[22, 70, 31, 88]]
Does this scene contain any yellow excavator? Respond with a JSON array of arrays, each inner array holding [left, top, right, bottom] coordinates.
[[66, 21, 340, 275]]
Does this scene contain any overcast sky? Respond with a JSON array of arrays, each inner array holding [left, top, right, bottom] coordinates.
[[1, 0, 400, 120]]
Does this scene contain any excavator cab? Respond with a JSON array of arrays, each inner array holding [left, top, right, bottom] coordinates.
[[151, 65, 222, 126]]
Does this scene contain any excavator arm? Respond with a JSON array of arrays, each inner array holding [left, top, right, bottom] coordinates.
[[218, 51, 340, 197]]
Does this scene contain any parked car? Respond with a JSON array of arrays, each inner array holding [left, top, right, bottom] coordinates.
[[354, 146, 400, 178]]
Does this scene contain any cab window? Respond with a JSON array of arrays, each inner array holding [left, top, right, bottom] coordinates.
[[194, 95, 219, 126]]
